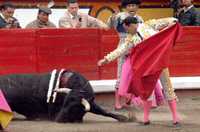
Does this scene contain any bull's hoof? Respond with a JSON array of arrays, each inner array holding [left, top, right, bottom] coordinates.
[[116, 111, 137, 122], [117, 115, 129, 122]]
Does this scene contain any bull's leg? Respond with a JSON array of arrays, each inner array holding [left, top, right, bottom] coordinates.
[[89, 102, 128, 122]]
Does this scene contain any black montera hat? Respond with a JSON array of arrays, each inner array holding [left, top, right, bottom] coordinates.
[[121, 0, 141, 7], [39, 7, 52, 14], [67, 0, 78, 4]]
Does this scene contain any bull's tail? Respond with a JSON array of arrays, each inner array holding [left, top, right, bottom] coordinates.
[[89, 102, 128, 122]]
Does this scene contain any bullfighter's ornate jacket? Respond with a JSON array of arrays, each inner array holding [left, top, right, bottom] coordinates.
[[104, 17, 177, 62]]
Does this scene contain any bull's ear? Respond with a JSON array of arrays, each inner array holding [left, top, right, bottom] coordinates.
[[81, 98, 90, 112]]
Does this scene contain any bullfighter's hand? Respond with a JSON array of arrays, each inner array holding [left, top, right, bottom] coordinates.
[[97, 58, 109, 66]]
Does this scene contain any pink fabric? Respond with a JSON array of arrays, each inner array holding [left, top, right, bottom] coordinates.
[[0, 89, 12, 112], [149, 80, 165, 107], [114, 90, 122, 109], [118, 56, 164, 108], [131, 80, 164, 108], [118, 56, 132, 97], [118, 57, 143, 107], [168, 99, 180, 123], [154, 80, 165, 106], [143, 100, 152, 123], [151, 91, 157, 108], [131, 96, 143, 107]]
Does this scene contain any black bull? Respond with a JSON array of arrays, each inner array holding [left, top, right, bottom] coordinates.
[[0, 70, 129, 123]]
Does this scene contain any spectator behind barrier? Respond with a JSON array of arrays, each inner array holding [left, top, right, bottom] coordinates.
[[58, 0, 108, 28], [170, 0, 182, 17], [176, 0, 200, 26], [0, 2, 21, 29], [26, 7, 56, 28]]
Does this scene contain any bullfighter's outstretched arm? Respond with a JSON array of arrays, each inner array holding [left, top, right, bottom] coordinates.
[[97, 17, 177, 66]]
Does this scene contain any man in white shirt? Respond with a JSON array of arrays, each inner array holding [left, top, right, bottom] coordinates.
[[58, 0, 108, 28]]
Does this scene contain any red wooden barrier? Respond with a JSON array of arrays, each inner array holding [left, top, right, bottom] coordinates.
[[0, 29, 36, 74], [0, 28, 119, 80], [169, 26, 200, 77], [0, 27, 200, 80]]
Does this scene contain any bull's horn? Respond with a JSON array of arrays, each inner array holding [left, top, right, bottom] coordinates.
[[81, 99, 90, 112], [54, 88, 71, 94]]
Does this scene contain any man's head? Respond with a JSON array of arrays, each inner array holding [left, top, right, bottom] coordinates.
[[0, 2, 15, 19], [67, 0, 79, 16], [121, 0, 141, 16], [123, 16, 139, 35], [181, 0, 193, 7], [38, 7, 52, 23]]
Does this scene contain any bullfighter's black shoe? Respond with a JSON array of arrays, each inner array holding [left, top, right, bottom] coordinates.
[[144, 121, 150, 125], [173, 122, 181, 128]]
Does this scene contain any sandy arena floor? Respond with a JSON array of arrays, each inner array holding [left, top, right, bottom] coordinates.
[[2, 90, 200, 132]]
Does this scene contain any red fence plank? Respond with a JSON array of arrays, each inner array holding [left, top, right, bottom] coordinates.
[[35, 29, 101, 80], [99, 29, 119, 79], [0, 29, 37, 74], [169, 26, 200, 77]]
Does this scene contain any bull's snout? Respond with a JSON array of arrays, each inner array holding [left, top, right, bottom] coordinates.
[[55, 88, 90, 111]]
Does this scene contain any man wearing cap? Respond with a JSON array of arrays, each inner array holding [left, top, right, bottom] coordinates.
[[59, 0, 108, 28], [0, 2, 21, 28], [26, 7, 56, 28]]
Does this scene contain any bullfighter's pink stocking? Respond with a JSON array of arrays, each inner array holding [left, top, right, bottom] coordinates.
[[168, 99, 180, 124], [115, 90, 122, 109], [143, 100, 152, 124]]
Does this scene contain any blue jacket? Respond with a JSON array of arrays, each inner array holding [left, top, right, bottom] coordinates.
[[178, 6, 200, 26], [0, 15, 21, 28]]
